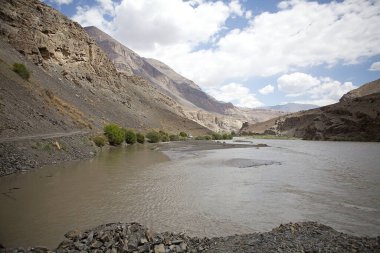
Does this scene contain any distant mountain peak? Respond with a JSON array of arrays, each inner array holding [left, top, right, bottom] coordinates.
[[265, 103, 319, 113]]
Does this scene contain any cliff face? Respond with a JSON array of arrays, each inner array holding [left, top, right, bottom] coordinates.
[[0, 0, 209, 137], [0, 0, 120, 90], [240, 79, 380, 141]]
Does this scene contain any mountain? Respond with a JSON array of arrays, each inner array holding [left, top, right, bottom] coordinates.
[[84, 26, 284, 131], [266, 103, 318, 113], [240, 79, 380, 141], [84, 26, 234, 114], [340, 79, 380, 102], [0, 0, 213, 138]]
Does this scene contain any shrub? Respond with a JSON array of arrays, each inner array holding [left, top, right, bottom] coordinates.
[[161, 134, 170, 142], [12, 63, 30, 80], [124, 129, 137, 144], [136, 133, 145, 144], [159, 130, 170, 142], [146, 131, 161, 143], [222, 133, 233, 140], [204, 135, 212, 140], [93, 135, 106, 147], [179, 132, 188, 138], [104, 124, 125, 146], [169, 134, 179, 141], [211, 132, 223, 140], [195, 135, 212, 140]]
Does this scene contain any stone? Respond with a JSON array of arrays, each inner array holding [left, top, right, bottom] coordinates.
[[86, 232, 94, 242], [175, 245, 184, 253], [100, 233, 110, 242], [65, 230, 81, 240], [90, 240, 103, 249], [140, 238, 148, 245], [73, 242, 85, 250], [145, 229, 156, 242], [154, 244, 165, 253], [179, 243, 187, 251], [137, 244, 150, 253]]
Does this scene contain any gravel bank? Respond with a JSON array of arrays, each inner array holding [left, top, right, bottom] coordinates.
[[1, 222, 378, 252], [0, 133, 96, 177]]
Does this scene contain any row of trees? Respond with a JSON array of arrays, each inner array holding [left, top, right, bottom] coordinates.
[[93, 124, 190, 147], [195, 132, 235, 140], [93, 124, 236, 147]]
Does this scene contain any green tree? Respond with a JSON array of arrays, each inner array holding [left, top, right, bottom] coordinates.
[[124, 129, 137, 144], [179, 132, 188, 138], [211, 132, 222, 140], [136, 133, 145, 144], [146, 131, 161, 143], [93, 134, 106, 147], [159, 130, 170, 142], [169, 134, 180, 141], [104, 124, 125, 146]]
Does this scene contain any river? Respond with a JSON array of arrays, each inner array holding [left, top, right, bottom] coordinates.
[[1, 139, 379, 248]]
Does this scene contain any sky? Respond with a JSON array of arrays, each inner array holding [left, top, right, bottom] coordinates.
[[44, 0, 380, 108]]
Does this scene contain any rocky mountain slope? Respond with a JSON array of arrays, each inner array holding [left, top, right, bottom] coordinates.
[[84, 26, 284, 132], [0, 0, 209, 136], [0, 0, 211, 175], [240, 79, 380, 141], [340, 78, 380, 102], [84, 26, 234, 114]]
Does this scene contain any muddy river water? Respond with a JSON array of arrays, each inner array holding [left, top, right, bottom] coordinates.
[[1, 139, 379, 248]]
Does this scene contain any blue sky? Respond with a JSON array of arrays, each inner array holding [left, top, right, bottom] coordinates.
[[45, 0, 380, 107]]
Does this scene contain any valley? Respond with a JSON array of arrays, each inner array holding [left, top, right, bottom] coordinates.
[[0, 0, 379, 252]]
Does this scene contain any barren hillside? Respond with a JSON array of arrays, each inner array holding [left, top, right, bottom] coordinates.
[[240, 79, 380, 141]]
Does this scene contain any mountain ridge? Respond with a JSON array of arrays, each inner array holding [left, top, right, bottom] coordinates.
[[264, 103, 319, 113], [84, 26, 285, 131], [240, 79, 380, 141]]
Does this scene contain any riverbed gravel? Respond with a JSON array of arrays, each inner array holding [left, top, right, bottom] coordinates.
[[1, 222, 379, 252]]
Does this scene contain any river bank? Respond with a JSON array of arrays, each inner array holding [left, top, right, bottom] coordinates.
[[1, 222, 379, 252], [0, 132, 96, 177], [0, 138, 264, 177]]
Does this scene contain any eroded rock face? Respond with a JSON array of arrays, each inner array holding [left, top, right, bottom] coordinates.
[[240, 85, 380, 141], [340, 79, 380, 102], [0, 0, 120, 90]]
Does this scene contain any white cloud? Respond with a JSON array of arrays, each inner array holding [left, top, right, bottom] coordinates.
[[207, 83, 263, 108], [106, 0, 231, 51], [138, 0, 380, 86], [258, 84, 274, 95], [245, 10, 253, 19], [277, 72, 356, 106], [47, 0, 72, 5], [229, 0, 244, 17], [277, 1, 290, 10], [369, 61, 380, 71], [277, 72, 320, 96], [72, 0, 380, 89]]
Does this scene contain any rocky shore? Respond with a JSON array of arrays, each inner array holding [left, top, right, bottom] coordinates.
[[0, 133, 96, 177], [1, 222, 379, 253]]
